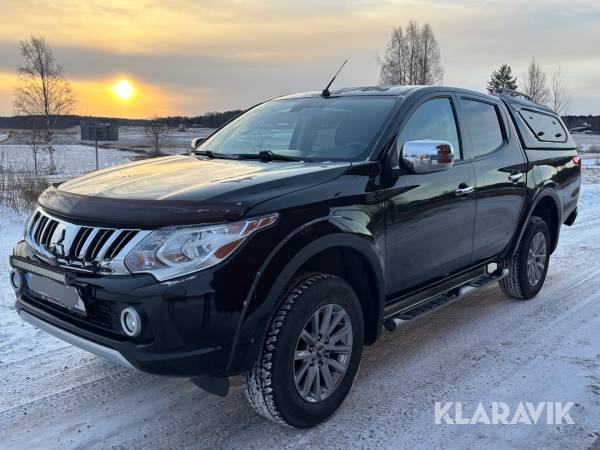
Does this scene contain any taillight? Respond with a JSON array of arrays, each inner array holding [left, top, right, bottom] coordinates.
[[573, 156, 581, 168]]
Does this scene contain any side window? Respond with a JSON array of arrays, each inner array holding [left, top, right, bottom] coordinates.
[[519, 109, 567, 143], [460, 99, 504, 158], [398, 98, 461, 159]]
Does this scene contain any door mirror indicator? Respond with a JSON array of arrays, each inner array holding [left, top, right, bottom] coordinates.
[[400, 140, 455, 174]]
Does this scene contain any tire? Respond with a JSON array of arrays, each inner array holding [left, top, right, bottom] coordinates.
[[500, 216, 551, 300], [243, 272, 364, 428]]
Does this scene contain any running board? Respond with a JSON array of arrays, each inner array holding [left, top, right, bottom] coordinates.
[[384, 268, 508, 332]]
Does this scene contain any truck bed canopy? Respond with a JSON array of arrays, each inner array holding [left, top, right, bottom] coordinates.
[[496, 92, 576, 150]]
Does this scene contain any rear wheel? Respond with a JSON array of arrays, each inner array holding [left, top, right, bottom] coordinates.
[[500, 216, 551, 299], [243, 272, 364, 428]]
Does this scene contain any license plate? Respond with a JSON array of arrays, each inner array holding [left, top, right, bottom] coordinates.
[[25, 273, 87, 315]]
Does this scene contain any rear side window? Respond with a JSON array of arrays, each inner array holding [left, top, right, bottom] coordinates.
[[460, 99, 504, 158], [519, 109, 566, 143]]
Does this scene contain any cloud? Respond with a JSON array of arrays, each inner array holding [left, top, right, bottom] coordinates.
[[0, 0, 599, 115]]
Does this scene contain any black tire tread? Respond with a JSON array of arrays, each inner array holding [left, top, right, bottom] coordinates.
[[499, 215, 545, 300], [243, 271, 336, 426]]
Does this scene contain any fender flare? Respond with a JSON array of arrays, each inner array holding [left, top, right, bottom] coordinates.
[[504, 186, 562, 259], [225, 218, 385, 372]]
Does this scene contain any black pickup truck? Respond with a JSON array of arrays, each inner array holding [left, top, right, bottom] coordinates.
[[10, 86, 581, 427]]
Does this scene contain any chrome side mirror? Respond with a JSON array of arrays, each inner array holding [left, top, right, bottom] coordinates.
[[190, 137, 206, 151], [400, 140, 455, 174]]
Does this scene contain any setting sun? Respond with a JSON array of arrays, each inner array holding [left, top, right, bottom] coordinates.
[[112, 79, 135, 101]]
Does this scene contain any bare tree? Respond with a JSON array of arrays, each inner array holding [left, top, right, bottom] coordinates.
[[18, 126, 44, 176], [378, 20, 443, 85], [522, 58, 549, 104], [550, 67, 569, 116], [13, 36, 75, 173], [143, 116, 171, 156]]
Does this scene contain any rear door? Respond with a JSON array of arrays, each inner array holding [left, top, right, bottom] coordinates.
[[457, 96, 527, 264]]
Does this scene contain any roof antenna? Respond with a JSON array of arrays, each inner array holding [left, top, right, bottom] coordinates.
[[322, 59, 348, 97]]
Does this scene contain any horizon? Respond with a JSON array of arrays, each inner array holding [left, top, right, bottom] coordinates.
[[1, 0, 599, 118]]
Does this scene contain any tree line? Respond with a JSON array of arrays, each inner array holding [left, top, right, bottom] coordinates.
[[562, 115, 600, 133], [0, 111, 243, 130]]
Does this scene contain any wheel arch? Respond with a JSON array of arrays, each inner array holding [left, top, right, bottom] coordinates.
[[226, 219, 385, 374], [505, 188, 562, 260]]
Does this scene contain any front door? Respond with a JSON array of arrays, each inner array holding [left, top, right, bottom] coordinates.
[[384, 96, 476, 297]]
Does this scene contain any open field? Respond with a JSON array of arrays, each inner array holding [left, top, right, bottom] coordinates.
[[0, 126, 215, 155]]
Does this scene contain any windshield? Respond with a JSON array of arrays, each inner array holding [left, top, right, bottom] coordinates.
[[197, 96, 397, 162]]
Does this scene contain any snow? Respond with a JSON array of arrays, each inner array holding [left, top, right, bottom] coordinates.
[[113, 126, 214, 154], [0, 144, 137, 178], [0, 125, 215, 156], [0, 147, 599, 449], [573, 133, 600, 152]]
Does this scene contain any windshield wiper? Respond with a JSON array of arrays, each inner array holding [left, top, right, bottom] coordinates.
[[193, 149, 239, 160], [235, 151, 306, 162]]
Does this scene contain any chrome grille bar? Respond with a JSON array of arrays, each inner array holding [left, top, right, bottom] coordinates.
[[23, 208, 151, 275]]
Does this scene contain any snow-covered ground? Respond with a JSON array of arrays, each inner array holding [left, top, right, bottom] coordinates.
[[0, 150, 599, 449], [0, 144, 137, 179], [112, 126, 214, 154], [573, 133, 600, 152], [0, 126, 215, 156]]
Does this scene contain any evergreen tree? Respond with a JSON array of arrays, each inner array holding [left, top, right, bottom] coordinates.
[[487, 64, 518, 94]]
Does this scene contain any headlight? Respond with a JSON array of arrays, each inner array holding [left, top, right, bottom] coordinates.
[[124, 213, 278, 281]]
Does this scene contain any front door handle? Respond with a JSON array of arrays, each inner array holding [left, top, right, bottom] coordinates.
[[455, 185, 474, 197], [508, 172, 524, 183]]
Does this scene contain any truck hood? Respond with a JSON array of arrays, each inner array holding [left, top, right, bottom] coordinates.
[[38, 155, 349, 227]]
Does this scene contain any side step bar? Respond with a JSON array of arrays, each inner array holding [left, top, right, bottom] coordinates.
[[384, 268, 508, 332]]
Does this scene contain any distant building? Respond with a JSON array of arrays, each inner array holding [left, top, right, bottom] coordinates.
[[80, 123, 119, 141]]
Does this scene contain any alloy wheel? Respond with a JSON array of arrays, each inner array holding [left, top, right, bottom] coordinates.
[[293, 304, 353, 403], [526, 231, 547, 286]]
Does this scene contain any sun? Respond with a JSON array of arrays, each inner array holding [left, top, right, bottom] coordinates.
[[112, 79, 135, 101]]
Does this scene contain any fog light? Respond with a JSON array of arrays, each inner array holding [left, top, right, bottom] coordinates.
[[120, 307, 141, 337], [10, 269, 23, 291]]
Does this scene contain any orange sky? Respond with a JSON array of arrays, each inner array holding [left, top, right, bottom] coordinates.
[[1, 0, 599, 117]]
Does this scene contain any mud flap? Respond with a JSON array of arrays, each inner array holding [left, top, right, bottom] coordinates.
[[190, 376, 230, 397]]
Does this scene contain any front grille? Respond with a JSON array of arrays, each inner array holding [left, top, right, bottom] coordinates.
[[22, 292, 124, 338], [83, 296, 120, 331], [25, 208, 149, 274]]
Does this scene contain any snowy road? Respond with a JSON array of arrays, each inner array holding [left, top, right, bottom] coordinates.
[[1, 186, 599, 449]]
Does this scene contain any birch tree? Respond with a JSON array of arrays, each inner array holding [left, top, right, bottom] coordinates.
[[378, 20, 443, 86], [14, 37, 75, 173], [522, 58, 549, 103], [550, 67, 569, 116]]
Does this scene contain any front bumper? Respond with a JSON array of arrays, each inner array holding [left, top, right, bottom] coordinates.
[[19, 309, 135, 369], [15, 298, 233, 376], [10, 251, 250, 378]]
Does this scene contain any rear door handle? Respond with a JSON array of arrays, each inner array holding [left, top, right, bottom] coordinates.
[[455, 185, 474, 197], [508, 173, 524, 183]]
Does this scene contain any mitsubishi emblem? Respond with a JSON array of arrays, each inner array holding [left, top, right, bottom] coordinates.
[[50, 228, 67, 257]]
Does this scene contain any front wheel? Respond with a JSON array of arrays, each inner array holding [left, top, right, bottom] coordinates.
[[244, 272, 364, 427], [500, 216, 551, 299]]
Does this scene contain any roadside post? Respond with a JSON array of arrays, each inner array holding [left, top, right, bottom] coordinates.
[[80, 123, 119, 170], [93, 128, 99, 170]]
